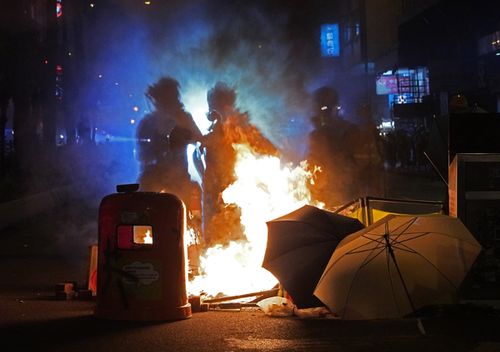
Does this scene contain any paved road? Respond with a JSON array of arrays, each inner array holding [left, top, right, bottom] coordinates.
[[1, 287, 499, 352], [1, 230, 499, 352]]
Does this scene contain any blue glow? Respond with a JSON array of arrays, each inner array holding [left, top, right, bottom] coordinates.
[[74, 2, 323, 191], [187, 143, 203, 186], [182, 85, 211, 135], [320, 24, 340, 57]]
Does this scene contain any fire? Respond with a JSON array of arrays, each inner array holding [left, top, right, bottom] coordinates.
[[143, 229, 153, 244], [188, 143, 317, 297]]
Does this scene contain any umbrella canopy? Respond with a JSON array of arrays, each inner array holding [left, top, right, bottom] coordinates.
[[335, 197, 444, 226], [263, 205, 364, 308], [314, 214, 482, 319]]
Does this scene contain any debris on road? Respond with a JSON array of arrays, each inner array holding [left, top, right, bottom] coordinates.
[[55, 282, 75, 300], [201, 288, 279, 305]]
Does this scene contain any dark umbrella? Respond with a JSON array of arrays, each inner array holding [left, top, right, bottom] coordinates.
[[263, 204, 364, 308]]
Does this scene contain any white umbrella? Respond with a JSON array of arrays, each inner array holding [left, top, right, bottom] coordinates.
[[314, 214, 482, 320]]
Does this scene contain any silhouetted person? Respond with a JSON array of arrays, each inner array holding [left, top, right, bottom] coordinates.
[[350, 103, 384, 197], [413, 124, 429, 171], [307, 86, 357, 208], [394, 129, 411, 169], [202, 82, 278, 246], [136, 77, 201, 204], [382, 131, 397, 169]]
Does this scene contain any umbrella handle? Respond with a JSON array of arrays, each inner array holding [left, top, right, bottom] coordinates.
[[384, 234, 416, 313]]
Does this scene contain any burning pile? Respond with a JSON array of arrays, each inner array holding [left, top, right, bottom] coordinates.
[[188, 142, 318, 297]]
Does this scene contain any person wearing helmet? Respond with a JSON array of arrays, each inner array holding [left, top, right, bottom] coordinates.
[[136, 76, 201, 199], [307, 86, 358, 207], [202, 81, 278, 246]]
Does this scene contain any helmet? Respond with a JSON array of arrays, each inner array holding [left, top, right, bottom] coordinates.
[[313, 86, 339, 111], [207, 82, 236, 113], [146, 77, 181, 109]]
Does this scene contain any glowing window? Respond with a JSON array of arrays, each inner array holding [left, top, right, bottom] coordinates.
[[133, 225, 154, 245], [117, 225, 153, 249]]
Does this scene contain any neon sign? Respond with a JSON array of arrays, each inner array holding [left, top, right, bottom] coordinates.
[[320, 24, 340, 57], [56, 0, 62, 18]]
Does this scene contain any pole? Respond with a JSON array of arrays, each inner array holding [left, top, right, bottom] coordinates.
[[384, 233, 416, 313], [423, 151, 448, 188]]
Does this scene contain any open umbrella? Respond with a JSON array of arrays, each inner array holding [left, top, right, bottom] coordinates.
[[263, 205, 364, 308], [314, 214, 482, 319]]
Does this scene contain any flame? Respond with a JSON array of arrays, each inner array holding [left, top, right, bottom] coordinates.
[[143, 229, 153, 244], [188, 143, 316, 297]]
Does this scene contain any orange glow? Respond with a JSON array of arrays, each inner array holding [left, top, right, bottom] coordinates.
[[133, 226, 153, 245], [143, 229, 153, 244], [188, 143, 318, 297]]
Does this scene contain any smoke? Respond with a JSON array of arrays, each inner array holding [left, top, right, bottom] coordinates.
[[3, 1, 386, 273], [0, 1, 395, 286], [133, 0, 322, 158], [45, 0, 346, 239]]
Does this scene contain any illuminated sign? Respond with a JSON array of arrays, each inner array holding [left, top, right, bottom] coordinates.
[[376, 75, 399, 95], [320, 24, 340, 57], [377, 67, 430, 104], [56, 0, 62, 18]]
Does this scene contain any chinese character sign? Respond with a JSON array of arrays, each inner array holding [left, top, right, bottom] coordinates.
[[321, 24, 340, 57]]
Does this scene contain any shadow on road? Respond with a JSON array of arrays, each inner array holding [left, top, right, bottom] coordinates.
[[0, 315, 177, 350]]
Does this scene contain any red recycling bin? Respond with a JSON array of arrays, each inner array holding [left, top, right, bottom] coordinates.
[[95, 184, 192, 321]]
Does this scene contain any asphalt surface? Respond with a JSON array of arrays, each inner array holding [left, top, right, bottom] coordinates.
[[1, 287, 499, 352], [1, 172, 499, 351]]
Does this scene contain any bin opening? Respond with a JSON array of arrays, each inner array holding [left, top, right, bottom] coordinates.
[[117, 225, 154, 249]]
